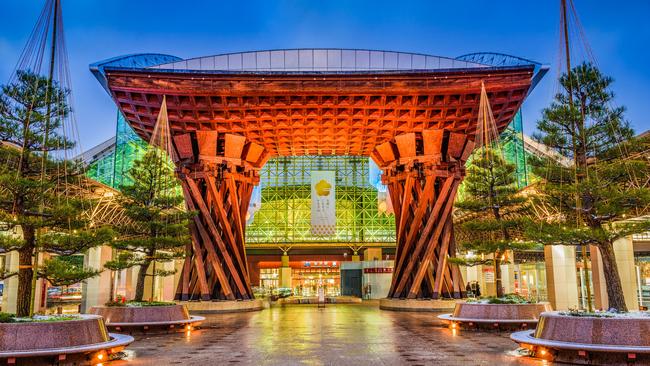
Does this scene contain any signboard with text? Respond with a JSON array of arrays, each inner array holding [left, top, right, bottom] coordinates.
[[311, 171, 336, 236]]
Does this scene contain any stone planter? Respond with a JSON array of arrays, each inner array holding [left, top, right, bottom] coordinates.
[[0, 314, 133, 365], [89, 304, 204, 331], [379, 298, 458, 312], [177, 299, 266, 314], [511, 311, 650, 365], [452, 302, 551, 321], [438, 302, 552, 330]]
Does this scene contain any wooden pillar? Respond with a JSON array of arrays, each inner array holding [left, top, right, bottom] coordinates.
[[371, 130, 474, 299], [170, 131, 269, 301]]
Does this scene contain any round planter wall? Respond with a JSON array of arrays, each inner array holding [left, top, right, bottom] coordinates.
[[452, 302, 552, 321], [534, 312, 650, 346], [89, 304, 190, 324], [0, 314, 109, 351], [178, 299, 266, 313], [379, 298, 458, 312]]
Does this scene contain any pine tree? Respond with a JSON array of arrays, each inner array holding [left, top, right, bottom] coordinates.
[[453, 149, 534, 297], [39, 256, 100, 288], [0, 71, 113, 316], [527, 62, 650, 311], [105, 148, 190, 302]]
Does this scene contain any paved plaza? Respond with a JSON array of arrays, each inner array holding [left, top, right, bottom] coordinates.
[[109, 303, 544, 366]]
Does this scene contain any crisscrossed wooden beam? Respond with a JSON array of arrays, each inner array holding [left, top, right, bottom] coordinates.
[[173, 132, 267, 301], [373, 130, 474, 299], [105, 68, 534, 157], [100, 66, 539, 301], [104, 67, 536, 302], [174, 127, 476, 301]]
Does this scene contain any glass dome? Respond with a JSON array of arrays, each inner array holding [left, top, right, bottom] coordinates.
[[149, 48, 488, 72]]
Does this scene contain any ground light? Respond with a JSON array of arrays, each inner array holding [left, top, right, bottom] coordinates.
[[449, 321, 458, 335]]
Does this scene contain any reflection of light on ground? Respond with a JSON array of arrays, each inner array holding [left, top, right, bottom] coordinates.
[[113, 305, 540, 365], [118, 349, 136, 361], [507, 348, 531, 357]]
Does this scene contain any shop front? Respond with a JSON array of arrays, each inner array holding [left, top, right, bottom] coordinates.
[[255, 259, 341, 298], [293, 261, 340, 297], [634, 249, 650, 308], [513, 262, 547, 302]]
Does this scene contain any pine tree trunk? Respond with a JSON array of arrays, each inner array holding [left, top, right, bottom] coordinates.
[[598, 241, 628, 311], [494, 256, 504, 298], [134, 260, 151, 302], [16, 227, 35, 317]]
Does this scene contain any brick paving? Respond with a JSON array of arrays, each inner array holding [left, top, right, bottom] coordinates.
[[107, 303, 547, 366]]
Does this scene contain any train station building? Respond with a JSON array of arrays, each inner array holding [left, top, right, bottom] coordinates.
[[86, 49, 547, 301], [4, 49, 647, 314]]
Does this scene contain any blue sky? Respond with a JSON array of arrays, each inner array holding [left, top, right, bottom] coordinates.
[[1, 0, 648, 151]]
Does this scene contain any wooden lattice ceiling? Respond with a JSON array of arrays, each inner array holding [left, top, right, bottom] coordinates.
[[104, 67, 535, 157]]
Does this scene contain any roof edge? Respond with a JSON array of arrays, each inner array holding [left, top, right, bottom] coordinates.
[[456, 52, 549, 95], [90, 53, 182, 94], [100, 63, 536, 77]]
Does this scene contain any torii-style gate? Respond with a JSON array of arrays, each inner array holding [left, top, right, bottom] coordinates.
[[93, 50, 540, 301]]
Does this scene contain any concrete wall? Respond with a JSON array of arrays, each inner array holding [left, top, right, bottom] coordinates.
[[141, 259, 179, 302], [544, 245, 580, 310], [2, 251, 19, 313], [590, 236, 639, 311], [2, 250, 47, 314], [81, 245, 113, 312]]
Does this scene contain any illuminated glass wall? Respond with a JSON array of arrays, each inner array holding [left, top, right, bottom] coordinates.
[[246, 156, 395, 244], [86, 109, 534, 244], [86, 112, 148, 189], [500, 111, 530, 188]]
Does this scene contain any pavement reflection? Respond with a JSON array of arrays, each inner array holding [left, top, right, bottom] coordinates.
[[108, 302, 545, 365]]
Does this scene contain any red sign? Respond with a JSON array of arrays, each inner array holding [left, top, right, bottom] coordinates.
[[304, 261, 338, 268], [364, 268, 393, 274]]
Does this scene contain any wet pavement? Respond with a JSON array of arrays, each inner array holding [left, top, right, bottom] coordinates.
[[108, 303, 546, 366]]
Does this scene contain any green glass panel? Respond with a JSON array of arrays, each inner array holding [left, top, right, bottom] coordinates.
[[246, 156, 395, 244], [86, 112, 148, 189], [85, 146, 115, 187], [86, 108, 540, 245]]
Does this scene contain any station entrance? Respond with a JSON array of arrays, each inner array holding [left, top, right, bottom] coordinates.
[[94, 49, 539, 302]]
